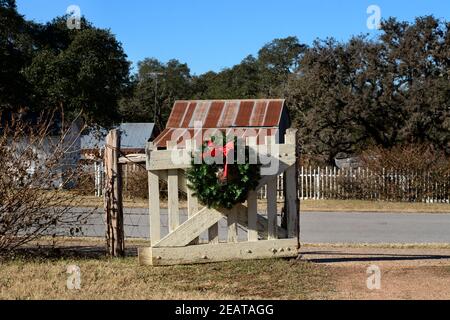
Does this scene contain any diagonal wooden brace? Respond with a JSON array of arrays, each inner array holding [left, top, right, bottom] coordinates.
[[152, 203, 287, 248]]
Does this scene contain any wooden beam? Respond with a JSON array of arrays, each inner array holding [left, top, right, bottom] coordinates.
[[167, 169, 179, 232], [152, 206, 225, 248], [234, 203, 287, 239], [256, 145, 296, 190], [104, 129, 124, 257], [155, 170, 187, 193], [146, 149, 191, 170], [145, 143, 295, 172], [148, 170, 160, 244], [118, 153, 146, 164], [266, 177, 278, 240], [187, 185, 199, 245], [247, 191, 258, 241], [208, 223, 219, 244], [285, 164, 298, 238], [227, 207, 238, 243], [139, 239, 298, 266], [148, 143, 294, 195], [153, 201, 287, 248]]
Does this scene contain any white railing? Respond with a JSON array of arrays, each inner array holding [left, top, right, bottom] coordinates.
[[258, 166, 450, 203], [92, 162, 450, 203]]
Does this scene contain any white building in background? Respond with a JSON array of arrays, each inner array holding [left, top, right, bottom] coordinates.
[[80, 123, 155, 195]]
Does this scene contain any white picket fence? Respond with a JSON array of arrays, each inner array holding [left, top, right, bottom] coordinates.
[[90, 163, 449, 203], [258, 166, 450, 203]]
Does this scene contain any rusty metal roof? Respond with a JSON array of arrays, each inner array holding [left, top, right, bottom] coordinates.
[[154, 99, 286, 148]]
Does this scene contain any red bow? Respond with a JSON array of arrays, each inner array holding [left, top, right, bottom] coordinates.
[[202, 140, 235, 179]]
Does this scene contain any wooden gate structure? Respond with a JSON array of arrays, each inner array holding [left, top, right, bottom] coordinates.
[[138, 129, 299, 266]]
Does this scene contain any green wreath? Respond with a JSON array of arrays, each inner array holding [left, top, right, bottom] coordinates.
[[186, 135, 261, 209]]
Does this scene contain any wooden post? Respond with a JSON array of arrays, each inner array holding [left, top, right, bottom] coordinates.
[[227, 207, 238, 243], [267, 177, 278, 240], [285, 129, 299, 247], [104, 129, 125, 257], [247, 190, 258, 241], [147, 142, 161, 245], [208, 221, 219, 244], [187, 187, 201, 244]]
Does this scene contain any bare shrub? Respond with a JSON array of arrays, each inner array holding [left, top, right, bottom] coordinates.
[[0, 113, 92, 256], [72, 163, 97, 196], [122, 164, 149, 199], [336, 144, 450, 201]]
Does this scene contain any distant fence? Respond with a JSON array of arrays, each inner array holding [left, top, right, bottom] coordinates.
[[87, 161, 162, 199], [87, 163, 449, 203], [259, 166, 450, 203]]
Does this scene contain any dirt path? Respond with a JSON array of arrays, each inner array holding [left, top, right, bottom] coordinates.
[[300, 246, 450, 299]]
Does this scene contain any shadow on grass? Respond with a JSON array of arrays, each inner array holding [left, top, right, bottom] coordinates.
[[3, 244, 139, 261], [302, 250, 450, 263]]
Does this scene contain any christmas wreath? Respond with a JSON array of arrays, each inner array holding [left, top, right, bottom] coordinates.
[[186, 135, 261, 209]]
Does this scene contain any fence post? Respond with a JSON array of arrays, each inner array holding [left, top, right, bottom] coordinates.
[[94, 162, 97, 196], [104, 129, 125, 257], [300, 166, 304, 200]]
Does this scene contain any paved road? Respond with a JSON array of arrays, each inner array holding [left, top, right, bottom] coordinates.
[[71, 208, 450, 243], [300, 212, 450, 243]]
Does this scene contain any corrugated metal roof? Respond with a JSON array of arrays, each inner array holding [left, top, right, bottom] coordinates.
[[154, 99, 285, 148], [154, 127, 280, 148], [118, 123, 155, 149], [81, 123, 154, 150], [165, 99, 285, 128]]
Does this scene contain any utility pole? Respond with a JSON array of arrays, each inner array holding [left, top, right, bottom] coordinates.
[[146, 72, 163, 130]]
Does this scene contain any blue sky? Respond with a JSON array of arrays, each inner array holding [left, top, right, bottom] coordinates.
[[16, 0, 450, 75]]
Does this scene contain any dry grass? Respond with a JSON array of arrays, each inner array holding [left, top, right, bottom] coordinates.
[[4, 239, 450, 299], [299, 199, 450, 213], [0, 249, 333, 300], [60, 191, 450, 213]]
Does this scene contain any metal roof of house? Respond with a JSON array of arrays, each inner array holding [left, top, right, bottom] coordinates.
[[118, 123, 155, 149], [154, 99, 286, 147], [81, 123, 155, 150]]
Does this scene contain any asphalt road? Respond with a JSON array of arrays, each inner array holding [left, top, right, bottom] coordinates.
[[71, 208, 450, 244]]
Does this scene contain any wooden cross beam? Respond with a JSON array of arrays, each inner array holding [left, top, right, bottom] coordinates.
[[152, 202, 287, 248]]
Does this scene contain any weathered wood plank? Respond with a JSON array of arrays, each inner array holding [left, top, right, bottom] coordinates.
[[152, 206, 225, 248], [167, 169, 179, 232], [227, 207, 238, 243], [148, 170, 160, 244], [153, 199, 287, 248], [267, 177, 278, 239], [187, 187, 198, 218], [247, 190, 258, 241], [118, 153, 146, 164], [284, 128, 297, 145], [155, 170, 187, 193], [138, 239, 298, 266], [147, 149, 191, 170], [187, 186, 199, 245], [104, 129, 124, 256], [256, 144, 296, 190], [232, 203, 287, 239], [146, 143, 295, 172], [285, 164, 298, 238], [208, 223, 219, 244], [285, 128, 300, 246]]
